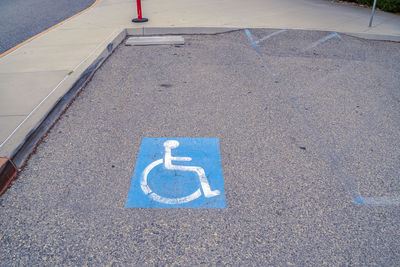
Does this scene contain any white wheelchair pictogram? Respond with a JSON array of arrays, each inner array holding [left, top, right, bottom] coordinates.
[[140, 140, 220, 204]]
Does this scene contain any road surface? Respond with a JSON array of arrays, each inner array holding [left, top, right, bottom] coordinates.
[[1, 29, 399, 265], [0, 0, 95, 54]]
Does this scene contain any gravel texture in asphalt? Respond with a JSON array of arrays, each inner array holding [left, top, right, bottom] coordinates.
[[1, 29, 400, 265]]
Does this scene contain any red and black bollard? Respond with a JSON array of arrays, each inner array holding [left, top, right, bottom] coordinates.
[[132, 0, 148, 23]]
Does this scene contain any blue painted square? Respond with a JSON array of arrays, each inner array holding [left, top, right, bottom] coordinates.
[[126, 138, 226, 208]]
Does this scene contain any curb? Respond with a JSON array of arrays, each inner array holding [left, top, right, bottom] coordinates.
[[344, 32, 400, 42], [138, 27, 400, 42], [140, 27, 240, 36], [4, 29, 127, 170]]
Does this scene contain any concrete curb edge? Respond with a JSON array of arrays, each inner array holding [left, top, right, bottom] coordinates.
[[8, 29, 127, 169]]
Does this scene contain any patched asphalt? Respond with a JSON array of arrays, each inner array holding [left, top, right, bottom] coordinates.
[[1, 29, 399, 265]]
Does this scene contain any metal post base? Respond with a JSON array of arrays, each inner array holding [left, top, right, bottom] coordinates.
[[132, 18, 148, 23]]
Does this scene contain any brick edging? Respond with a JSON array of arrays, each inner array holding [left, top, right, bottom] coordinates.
[[0, 157, 17, 195]]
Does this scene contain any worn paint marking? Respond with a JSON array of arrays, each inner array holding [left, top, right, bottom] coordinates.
[[304, 32, 342, 51], [126, 138, 226, 209], [353, 196, 400, 206], [245, 29, 260, 54], [255, 29, 287, 44]]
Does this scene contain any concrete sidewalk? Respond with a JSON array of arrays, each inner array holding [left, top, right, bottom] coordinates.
[[0, 0, 399, 167]]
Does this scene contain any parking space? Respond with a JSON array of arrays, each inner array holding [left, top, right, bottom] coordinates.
[[245, 28, 400, 203], [1, 29, 399, 265]]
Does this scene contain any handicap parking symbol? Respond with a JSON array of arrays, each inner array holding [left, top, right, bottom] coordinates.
[[125, 138, 226, 208]]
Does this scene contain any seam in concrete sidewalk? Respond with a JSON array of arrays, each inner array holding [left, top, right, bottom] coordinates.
[[11, 28, 125, 167]]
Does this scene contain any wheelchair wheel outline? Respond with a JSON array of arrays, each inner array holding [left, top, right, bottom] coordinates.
[[140, 158, 202, 204]]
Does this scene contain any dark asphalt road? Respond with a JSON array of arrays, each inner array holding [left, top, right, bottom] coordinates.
[[1, 29, 399, 265], [0, 0, 95, 54]]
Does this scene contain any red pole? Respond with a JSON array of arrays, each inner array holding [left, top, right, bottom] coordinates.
[[136, 0, 142, 20], [132, 0, 148, 23]]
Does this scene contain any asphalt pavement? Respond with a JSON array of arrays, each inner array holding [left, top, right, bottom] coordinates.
[[0, 29, 399, 265], [2, 0, 400, 170], [0, 0, 95, 54]]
